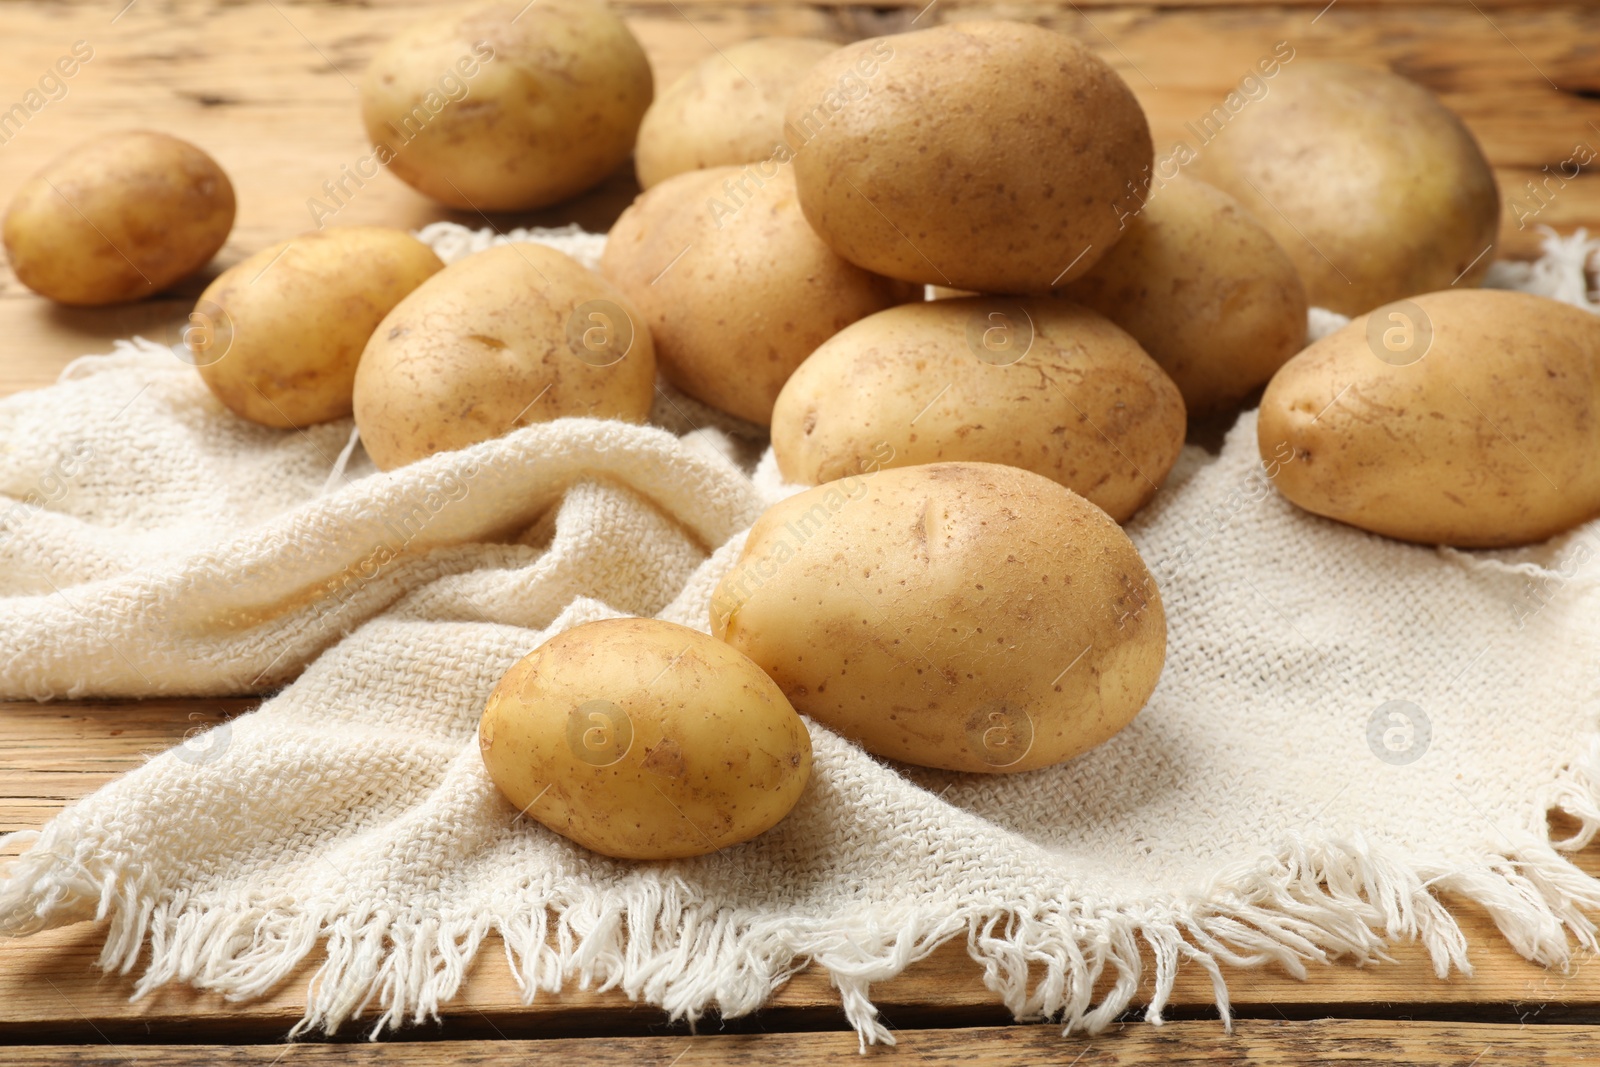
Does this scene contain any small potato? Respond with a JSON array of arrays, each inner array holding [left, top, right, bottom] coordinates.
[[190, 228, 443, 428], [480, 618, 813, 860], [601, 166, 914, 425], [1258, 289, 1600, 547], [3, 130, 234, 306], [361, 0, 652, 212], [1192, 62, 1499, 315], [787, 21, 1152, 292], [353, 243, 655, 470], [712, 462, 1166, 773], [634, 37, 839, 189], [1060, 176, 1307, 417], [770, 298, 1185, 522]]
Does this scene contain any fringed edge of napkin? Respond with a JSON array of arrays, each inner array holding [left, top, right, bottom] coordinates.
[[4, 733, 1599, 1050]]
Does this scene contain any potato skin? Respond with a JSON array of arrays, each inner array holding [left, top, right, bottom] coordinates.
[[353, 243, 655, 470], [712, 462, 1165, 773], [770, 298, 1185, 522], [1258, 289, 1600, 547], [3, 130, 234, 306], [191, 228, 443, 428], [1192, 62, 1499, 316], [601, 166, 914, 425], [635, 37, 838, 190], [480, 618, 813, 860], [786, 21, 1152, 293], [361, 0, 652, 212], [1061, 176, 1307, 417]]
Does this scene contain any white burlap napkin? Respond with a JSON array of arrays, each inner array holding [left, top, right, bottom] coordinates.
[[2, 224, 1599, 1046]]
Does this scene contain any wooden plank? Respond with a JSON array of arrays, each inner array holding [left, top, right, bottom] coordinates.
[[2, 1, 1598, 398], [8, 1021, 1600, 1066], [3, 699, 1600, 1041]]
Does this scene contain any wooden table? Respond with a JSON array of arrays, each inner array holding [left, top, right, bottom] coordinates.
[[3, 0, 1600, 1062]]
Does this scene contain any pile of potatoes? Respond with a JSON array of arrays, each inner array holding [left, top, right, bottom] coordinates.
[[7, 2, 1599, 860]]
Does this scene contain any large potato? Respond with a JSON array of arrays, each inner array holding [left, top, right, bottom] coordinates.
[[480, 618, 813, 860], [1193, 62, 1498, 315], [770, 298, 1185, 522], [361, 0, 652, 212], [786, 21, 1151, 292], [3, 130, 234, 306], [712, 462, 1166, 773], [353, 243, 655, 470], [601, 166, 914, 425], [1258, 289, 1600, 547], [634, 37, 838, 190], [189, 228, 443, 428], [1060, 176, 1307, 417]]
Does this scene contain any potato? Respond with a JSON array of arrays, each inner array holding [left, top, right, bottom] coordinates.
[[786, 21, 1151, 293], [1192, 62, 1499, 316], [1258, 289, 1600, 547], [712, 462, 1165, 773], [480, 618, 813, 860], [601, 166, 914, 425], [3, 130, 234, 306], [189, 228, 443, 429], [634, 37, 838, 190], [1060, 176, 1308, 417], [361, 0, 652, 212], [353, 243, 655, 470], [770, 298, 1185, 522]]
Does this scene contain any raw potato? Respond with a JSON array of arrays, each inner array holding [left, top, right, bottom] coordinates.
[[1258, 289, 1600, 547], [786, 21, 1152, 292], [601, 166, 914, 425], [3, 130, 234, 306], [770, 298, 1185, 522], [479, 618, 813, 860], [1061, 176, 1308, 417], [712, 462, 1166, 774], [1193, 61, 1499, 316], [190, 228, 443, 428], [361, 0, 652, 212], [353, 243, 655, 470], [634, 37, 838, 190]]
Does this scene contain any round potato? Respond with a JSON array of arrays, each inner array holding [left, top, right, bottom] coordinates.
[[634, 37, 838, 190], [1258, 289, 1600, 547], [3, 130, 234, 306], [770, 298, 1185, 522], [786, 21, 1152, 292], [480, 618, 813, 860], [361, 0, 652, 212], [1192, 61, 1499, 316], [712, 462, 1166, 773], [353, 243, 655, 470], [601, 166, 914, 425], [1060, 176, 1308, 416], [189, 228, 443, 428]]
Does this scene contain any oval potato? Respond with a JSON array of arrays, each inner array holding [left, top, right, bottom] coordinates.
[[786, 21, 1152, 292], [480, 618, 813, 860], [361, 0, 652, 211], [1258, 289, 1600, 547], [1193, 61, 1499, 315], [634, 37, 838, 190], [601, 166, 914, 425], [771, 298, 1185, 522], [353, 243, 655, 470], [712, 462, 1166, 773], [1060, 176, 1308, 417], [3, 130, 234, 306], [191, 227, 444, 428]]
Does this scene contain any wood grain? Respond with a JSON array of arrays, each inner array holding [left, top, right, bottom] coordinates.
[[8, 1021, 1600, 1066], [3, 699, 1599, 1041]]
